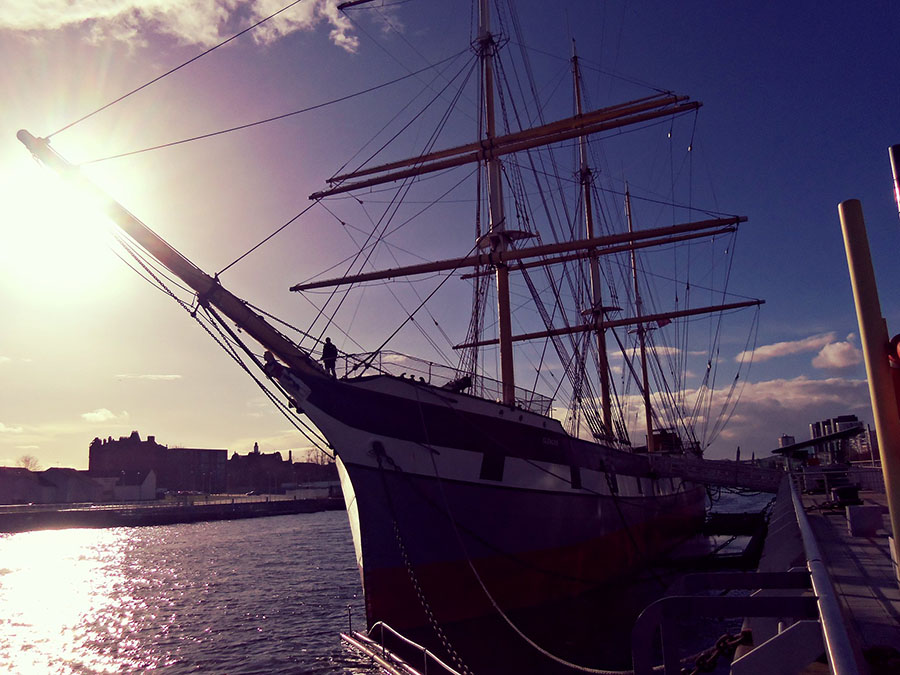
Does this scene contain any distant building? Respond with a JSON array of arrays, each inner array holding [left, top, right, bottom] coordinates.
[[849, 425, 878, 464], [809, 415, 864, 464], [227, 442, 338, 494], [0, 467, 53, 504], [89, 431, 227, 493], [0, 466, 155, 505], [778, 434, 796, 449], [227, 442, 292, 493]]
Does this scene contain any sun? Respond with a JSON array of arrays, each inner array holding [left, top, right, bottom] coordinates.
[[0, 152, 125, 303]]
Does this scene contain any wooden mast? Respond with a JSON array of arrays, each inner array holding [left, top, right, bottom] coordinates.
[[573, 42, 613, 438], [480, 0, 515, 405], [626, 187, 655, 452]]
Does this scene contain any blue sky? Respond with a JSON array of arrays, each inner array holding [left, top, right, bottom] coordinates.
[[1, 0, 899, 468]]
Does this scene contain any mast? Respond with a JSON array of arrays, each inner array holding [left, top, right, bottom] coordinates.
[[479, 0, 515, 405], [626, 187, 655, 452], [573, 42, 613, 438]]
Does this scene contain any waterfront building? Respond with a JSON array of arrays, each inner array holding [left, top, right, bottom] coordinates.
[[849, 425, 879, 465], [0, 466, 155, 505], [89, 431, 227, 493], [778, 434, 796, 448], [227, 443, 339, 494], [808, 415, 865, 464], [226, 442, 293, 493]]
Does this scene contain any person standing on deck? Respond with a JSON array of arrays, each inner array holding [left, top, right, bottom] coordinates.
[[321, 337, 338, 377]]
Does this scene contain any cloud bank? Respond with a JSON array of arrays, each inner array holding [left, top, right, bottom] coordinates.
[[712, 375, 871, 455], [737, 331, 862, 370], [81, 408, 129, 423], [812, 340, 863, 369], [0, 0, 359, 52], [737, 332, 835, 363]]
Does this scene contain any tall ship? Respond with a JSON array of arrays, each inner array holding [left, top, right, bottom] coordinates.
[[19, 0, 763, 660]]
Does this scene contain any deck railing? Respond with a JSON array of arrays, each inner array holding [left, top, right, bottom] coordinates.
[[339, 350, 554, 415]]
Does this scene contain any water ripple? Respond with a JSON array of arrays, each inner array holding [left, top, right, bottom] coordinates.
[[0, 510, 374, 674]]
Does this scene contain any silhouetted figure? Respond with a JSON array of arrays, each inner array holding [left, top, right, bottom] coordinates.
[[441, 375, 472, 393], [321, 337, 338, 377]]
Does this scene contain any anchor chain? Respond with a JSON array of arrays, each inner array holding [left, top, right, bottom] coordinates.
[[375, 447, 473, 675]]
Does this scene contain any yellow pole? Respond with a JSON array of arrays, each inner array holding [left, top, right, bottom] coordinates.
[[890, 145, 900, 222], [839, 199, 900, 584]]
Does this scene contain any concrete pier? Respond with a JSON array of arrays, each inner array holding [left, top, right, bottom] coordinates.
[[801, 489, 900, 670]]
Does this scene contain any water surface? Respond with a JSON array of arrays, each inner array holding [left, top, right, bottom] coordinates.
[[0, 510, 372, 674]]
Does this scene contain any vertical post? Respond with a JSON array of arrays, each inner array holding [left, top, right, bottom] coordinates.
[[839, 199, 900, 584], [890, 145, 900, 222]]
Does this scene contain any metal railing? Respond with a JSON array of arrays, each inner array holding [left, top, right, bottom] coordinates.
[[337, 350, 554, 415], [341, 621, 462, 675], [788, 476, 863, 674], [631, 475, 866, 674], [795, 466, 885, 494]]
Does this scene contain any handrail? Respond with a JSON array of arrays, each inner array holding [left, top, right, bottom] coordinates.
[[788, 477, 863, 674], [367, 621, 463, 675]]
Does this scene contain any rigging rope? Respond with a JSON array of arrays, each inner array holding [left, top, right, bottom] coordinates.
[[48, 0, 310, 140], [80, 53, 468, 166], [303, 57, 478, 348], [112, 231, 332, 456]]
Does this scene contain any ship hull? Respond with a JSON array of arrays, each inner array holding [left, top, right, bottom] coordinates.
[[338, 459, 706, 629], [272, 366, 707, 630]]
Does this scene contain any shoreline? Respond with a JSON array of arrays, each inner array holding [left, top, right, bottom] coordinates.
[[0, 497, 345, 533]]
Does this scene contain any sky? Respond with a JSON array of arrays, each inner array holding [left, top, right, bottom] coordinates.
[[1, 0, 899, 469]]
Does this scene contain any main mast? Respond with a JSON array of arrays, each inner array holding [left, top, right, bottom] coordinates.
[[479, 0, 516, 405], [573, 43, 613, 438]]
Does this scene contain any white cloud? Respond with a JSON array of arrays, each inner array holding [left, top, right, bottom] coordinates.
[[812, 341, 863, 369], [736, 332, 835, 363], [0, 422, 24, 434], [593, 374, 872, 459], [0, 0, 359, 52], [709, 375, 871, 457], [81, 408, 129, 423]]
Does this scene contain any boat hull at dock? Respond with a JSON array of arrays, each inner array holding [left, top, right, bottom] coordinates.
[[341, 460, 706, 629], [269, 363, 707, 630]]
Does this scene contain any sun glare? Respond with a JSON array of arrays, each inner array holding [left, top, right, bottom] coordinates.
[[1, 157, 124, 302], [0, 529, 134, 674]]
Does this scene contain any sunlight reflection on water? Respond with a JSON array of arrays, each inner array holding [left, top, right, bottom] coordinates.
[[0, 528, 154, 673], [0, 511, 373, 675]]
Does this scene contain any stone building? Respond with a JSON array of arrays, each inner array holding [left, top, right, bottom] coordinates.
[[89, 431, 226, 493]]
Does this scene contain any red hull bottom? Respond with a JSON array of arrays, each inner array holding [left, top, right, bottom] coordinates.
[[363, 502, 705, 630]]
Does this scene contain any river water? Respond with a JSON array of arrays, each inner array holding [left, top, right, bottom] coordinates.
[[0, 510, 375, 675]]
